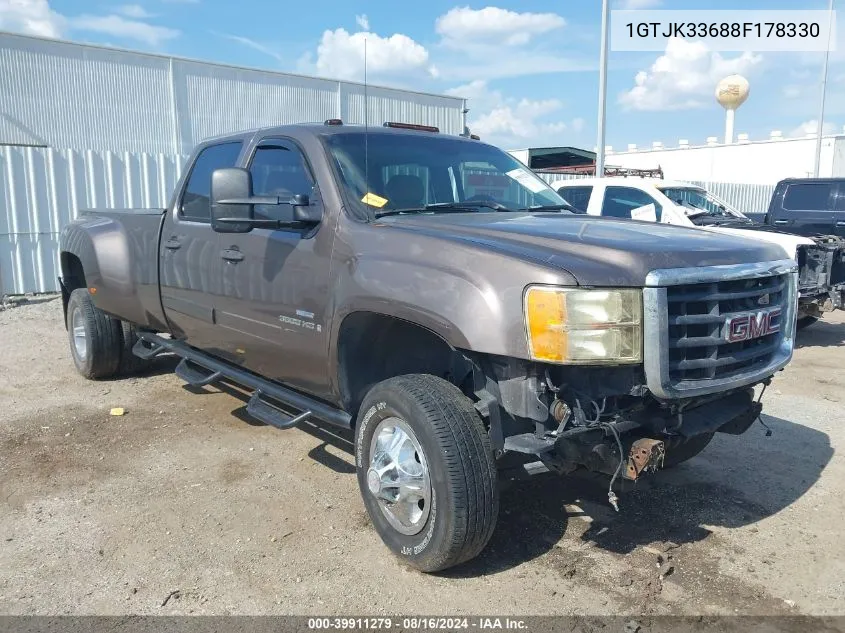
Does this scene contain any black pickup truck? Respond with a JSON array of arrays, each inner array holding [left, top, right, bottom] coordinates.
[[748, 178, 845, 325], [59, 121, 797, 572]]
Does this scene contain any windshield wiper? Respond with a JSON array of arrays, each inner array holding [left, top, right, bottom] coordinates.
[[374, 201, 514, 218], [518, 204, 574, 212]]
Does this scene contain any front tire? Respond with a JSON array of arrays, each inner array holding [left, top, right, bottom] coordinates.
[[66, 288, 122, 379], [355, 374, 499, 572]]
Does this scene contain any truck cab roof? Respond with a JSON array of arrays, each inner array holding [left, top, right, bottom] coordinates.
[[198, 122, 476, 148]]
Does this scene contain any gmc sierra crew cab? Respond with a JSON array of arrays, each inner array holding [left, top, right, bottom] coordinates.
[[59, 121, 797, 572]]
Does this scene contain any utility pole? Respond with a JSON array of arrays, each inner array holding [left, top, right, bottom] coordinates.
[[814, 0, 835, 177], [595, 0, 610, 177]]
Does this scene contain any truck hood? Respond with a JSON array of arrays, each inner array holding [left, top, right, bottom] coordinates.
[[378, 213, 789, 286], [699, 225, 815, 260]]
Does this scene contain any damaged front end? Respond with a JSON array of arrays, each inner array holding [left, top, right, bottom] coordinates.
[[796, 236, 845, 319], [473, 358, 765, 489]]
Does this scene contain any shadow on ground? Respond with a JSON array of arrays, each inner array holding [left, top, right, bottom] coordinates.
[[796, 319, 845, 349], [442, 413, 833, 577], [177, 379, 834, 578]]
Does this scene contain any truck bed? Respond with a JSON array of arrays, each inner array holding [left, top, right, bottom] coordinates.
[[60, 208, 167, 330]]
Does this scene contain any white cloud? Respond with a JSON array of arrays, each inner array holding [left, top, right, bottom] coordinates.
[[789, 119, 839, 137], [430, 6, 586, 81], [355, 14, 369, 31], [0, 0, 65, 38], [446, 80, 579, 149], [71, 14, 179, 46], [219, 33, 284, 63], [160, 0, 198, 3], [0, 0, 180, 47], [305, 28, 436, 81], [115, 4, 156, 19], [615, 0, 662, 8], [436, 6, 565, 48], [620, 37, 761, 111]]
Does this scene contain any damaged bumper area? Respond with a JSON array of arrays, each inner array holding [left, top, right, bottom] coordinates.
[[797, 236, 845, 317], [498, 383, 763, 480]]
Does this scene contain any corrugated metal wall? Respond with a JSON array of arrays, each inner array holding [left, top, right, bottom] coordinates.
[[0, 32, 465, 155], [0, 146, 184, 295], [537, 173, 775, 214], [0, 32, 467, 295]]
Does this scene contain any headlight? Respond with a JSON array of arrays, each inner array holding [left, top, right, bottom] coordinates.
[[524, 287, 642, 364]]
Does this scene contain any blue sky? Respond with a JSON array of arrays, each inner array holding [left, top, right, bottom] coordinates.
[[1, 0, 842, 150]]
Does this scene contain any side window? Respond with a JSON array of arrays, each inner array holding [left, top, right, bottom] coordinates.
[[602, 186, 660, 219], [558, 186, 592, 213], [250, 142, 316, 222], [180, 142, 243, 221], [783, 183, 832, 211]]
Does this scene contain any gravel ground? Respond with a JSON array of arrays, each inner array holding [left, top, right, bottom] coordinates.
[[0, 296, 843, 616]]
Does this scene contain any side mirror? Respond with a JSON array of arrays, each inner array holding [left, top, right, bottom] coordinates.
[[292, 194, 323, 224], [211, 168, 255, 233]]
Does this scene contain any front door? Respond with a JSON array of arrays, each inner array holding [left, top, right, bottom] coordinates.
[[214, 138, 334, 397], [159, 140, 243, 349]]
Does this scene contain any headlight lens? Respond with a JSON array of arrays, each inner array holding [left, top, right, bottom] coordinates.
[[524, 287, 643, 364]]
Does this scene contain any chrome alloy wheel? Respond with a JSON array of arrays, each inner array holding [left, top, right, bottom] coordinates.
[[71, 306, 88, 360], [366, 417, 432, 536]]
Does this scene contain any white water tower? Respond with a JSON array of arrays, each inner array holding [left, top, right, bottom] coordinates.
[[716, 75, 750, 145]]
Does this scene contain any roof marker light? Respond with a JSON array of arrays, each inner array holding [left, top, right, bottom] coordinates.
[[383, 121, 439, 133]]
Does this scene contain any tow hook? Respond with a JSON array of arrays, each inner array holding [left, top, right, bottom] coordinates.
[[625, 438, 665, 481]]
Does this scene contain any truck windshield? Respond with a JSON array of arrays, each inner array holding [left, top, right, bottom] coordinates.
[[324, 132, 568, 218], [659, 187, 746, 219]]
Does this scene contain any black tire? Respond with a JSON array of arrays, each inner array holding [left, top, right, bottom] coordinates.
[[662, 432, 714, 468], [66, 288, 122, 379], [797, 316, 819, 331], [117, 321, 151, 375], [354, 374, 499, 572]]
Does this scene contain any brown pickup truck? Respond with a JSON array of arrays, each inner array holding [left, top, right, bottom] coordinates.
[[59, 121, 797, 572]]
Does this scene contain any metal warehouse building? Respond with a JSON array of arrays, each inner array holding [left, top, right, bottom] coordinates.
[[0, 32, 466, 295]]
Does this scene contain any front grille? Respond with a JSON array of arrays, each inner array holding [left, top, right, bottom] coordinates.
[[665, 274, 788, 384]]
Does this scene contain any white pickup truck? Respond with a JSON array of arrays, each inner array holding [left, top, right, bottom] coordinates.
[[555, 177, 842, 328]]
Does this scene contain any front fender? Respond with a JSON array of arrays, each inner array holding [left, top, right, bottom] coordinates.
[[329, 253, 569, 363]]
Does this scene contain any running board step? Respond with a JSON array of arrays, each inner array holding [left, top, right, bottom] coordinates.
[[132, 338, 165, 360], [175, 358, 222, 387], [135, 332, 352, 430], [246, 390, 311, 430]]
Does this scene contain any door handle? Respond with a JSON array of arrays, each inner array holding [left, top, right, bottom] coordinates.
[[164, 237, 182, 250], [836, 221, 845, 227], [773, 220, 789, 225], [221, 248, 244, 262]]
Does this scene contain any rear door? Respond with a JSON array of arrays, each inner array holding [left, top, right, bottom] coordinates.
[[772, 181, 836, 236], [159, 140, 242, 348]]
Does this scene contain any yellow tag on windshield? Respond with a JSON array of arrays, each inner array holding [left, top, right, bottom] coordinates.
[[361, 192, 388, 208]]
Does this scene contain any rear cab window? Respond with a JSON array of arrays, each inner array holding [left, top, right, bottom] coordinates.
[[180, 141, 243, 221]]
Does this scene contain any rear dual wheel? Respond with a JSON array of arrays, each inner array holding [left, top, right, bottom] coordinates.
[[355, 374, 499, 572], [66, 288, 150, 379]]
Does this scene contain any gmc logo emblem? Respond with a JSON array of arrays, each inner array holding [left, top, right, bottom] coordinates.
[[725, 308, 782, 343]]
